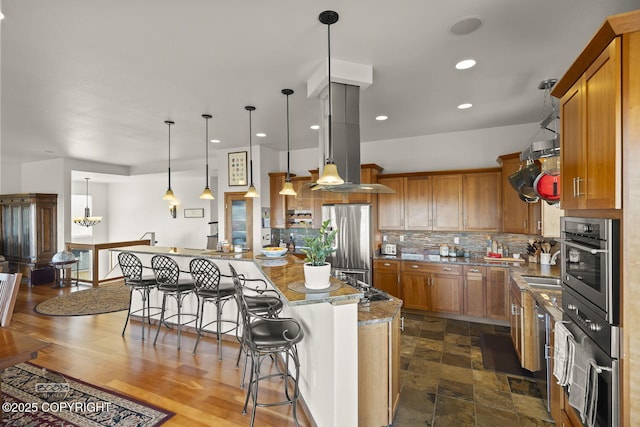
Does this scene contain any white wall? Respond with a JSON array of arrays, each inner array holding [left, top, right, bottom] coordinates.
[[107, 172, 212, 249]]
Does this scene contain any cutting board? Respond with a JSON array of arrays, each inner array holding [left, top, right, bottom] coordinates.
[[483, 256, 525, 262]]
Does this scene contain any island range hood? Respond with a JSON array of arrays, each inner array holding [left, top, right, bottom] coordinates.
[[311, 82, 395, 194]]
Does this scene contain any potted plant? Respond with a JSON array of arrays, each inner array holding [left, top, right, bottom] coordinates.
[[301, 219, 338, 289]]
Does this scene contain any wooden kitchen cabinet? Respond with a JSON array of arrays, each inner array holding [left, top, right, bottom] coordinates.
[[358, 308, 401, 427], [432, 175, 463, 231], [373, 259, 401, 298], [486, 267, 509, 321], [463, 266, 486, 318], [462, 171, 502, 232], [377, 176, 405, 230], [404, 176, 432, 230], [556, 38, 621, 210], [497, 153, 542, 234], [401, 262, 462, 314], [509, 278, 541, 371], [269, 172, 289, 228]]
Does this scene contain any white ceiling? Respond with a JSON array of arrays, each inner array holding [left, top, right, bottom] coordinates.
[[2, 1, 639, 177]]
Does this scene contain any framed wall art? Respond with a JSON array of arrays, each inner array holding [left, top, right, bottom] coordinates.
[[184, 208, 204, 218], [228, 151, 248, 186]]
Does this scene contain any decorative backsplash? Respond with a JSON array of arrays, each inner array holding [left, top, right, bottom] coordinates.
[[271, 228, 553, 259]]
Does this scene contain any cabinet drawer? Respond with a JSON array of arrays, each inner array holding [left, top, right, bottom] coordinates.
[[401, 262, 462, 275], [463, 266, 486, 276], [374, 259, 400, 271]]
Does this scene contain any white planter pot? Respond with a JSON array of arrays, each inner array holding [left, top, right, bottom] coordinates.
[[303, 262, 331, 290]]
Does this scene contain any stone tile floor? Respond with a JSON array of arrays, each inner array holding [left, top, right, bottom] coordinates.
[[393, 312, 556, 426]]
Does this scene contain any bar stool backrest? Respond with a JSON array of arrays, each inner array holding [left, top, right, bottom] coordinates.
[[189, 258, 222, 294], [118, 252, 145, 282], [229, 264, 252, 332], [151, 255, 180, 288]]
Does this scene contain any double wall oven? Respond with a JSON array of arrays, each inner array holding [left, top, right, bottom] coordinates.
[[560, 216, 620, 427]]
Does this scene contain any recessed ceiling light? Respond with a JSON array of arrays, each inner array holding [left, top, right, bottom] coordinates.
[[375, 115, 388, 121], [455, 59, 476, 70], [458, 103, 473, 110], [450, 17, 483, 35], [210, 139, 220, 144], [256, 133, 266, 137], [310, 125, 320, 130]]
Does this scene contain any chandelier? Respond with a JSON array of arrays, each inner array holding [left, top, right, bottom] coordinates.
[[73, 177, 102, 227]]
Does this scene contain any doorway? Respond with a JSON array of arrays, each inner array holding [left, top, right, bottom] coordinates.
[[224, 192, 253, 250]]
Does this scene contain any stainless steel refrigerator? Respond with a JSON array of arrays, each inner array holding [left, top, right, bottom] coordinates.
[[322, 203, 372, 285]]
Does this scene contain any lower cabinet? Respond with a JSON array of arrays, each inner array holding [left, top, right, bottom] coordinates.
[[373, 259, 401, 298], [358, 309, 401, 427], [400, 262, 462, 314], [486, 267, 509, 321], [463, 266, 487, 318], [509, 279, 541, 372]]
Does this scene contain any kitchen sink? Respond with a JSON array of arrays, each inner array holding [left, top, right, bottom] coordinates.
[[521, 275, 561, 289]]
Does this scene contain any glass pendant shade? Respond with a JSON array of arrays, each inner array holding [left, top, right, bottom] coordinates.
[[317, 162, 344, 185], [200, 187, 214, 199], [279, 181, 297, 196], [73, 177, 102, 227], [163, 188, 175, 201], [200, 114, 215, 200], [244, 185, 259, 198]]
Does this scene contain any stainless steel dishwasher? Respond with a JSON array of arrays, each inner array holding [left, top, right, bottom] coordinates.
[[534, 301, 551, 412]]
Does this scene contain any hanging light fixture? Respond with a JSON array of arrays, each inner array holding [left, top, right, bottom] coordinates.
[[162, 120, 176, 201], [244, 106, 259, 198], [200, 114, 215, 199], [73, 177, 102, 227], [316, 10, 344, 186], [279, 89, 297, 196]]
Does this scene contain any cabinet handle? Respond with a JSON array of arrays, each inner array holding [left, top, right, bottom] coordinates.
[[537, 221, 542, 231], [400, 316, 405, 332], [411, 265, 419, 269], [523, 220, 527, 229], [511, 303, 518, 316], [442, 267, 452, 271], [576, 177, 583, 197], [469, 268, 480, 273], [573, 177, 577, 198], [383, 263, 391, 266], [464, 280, 467, 289]]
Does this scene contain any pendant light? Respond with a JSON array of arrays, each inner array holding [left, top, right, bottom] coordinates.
[[199, 114, 215, 199], [244, 106, 259, 198], [162, 120, 176, 201], [279, 89, 297, 196], [316, 10, 344, 186], [73, 177, 102, 227]]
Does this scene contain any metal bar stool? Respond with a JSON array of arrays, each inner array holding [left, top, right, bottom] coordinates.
[[230, 265, 304, 427], [189, 257, 239, 358], [151, 255, 197, 350], [118, 252, 159, 340], [228, 265, 284, 387]]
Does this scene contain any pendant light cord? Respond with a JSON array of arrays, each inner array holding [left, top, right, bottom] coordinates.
[[167, 121, 172, 190], [286, 93, 291, 180], [85, 178, 89, 211], [327, 21, 333, 164], [249, 109, 254, 186], [205, 116, 209, 186]]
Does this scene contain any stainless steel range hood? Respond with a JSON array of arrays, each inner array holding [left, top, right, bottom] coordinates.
[[312, 82, 395, 194]]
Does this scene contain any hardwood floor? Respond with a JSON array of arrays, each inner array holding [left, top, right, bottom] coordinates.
[[8, 282, 311, 426]]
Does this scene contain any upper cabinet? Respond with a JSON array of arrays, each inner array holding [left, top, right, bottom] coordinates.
[[497, 153, 541, 234], [557, 38, 621, 210], [378, 169, 500, 232], [462, 172, 502, 232]]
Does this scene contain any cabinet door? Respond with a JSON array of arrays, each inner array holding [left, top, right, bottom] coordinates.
[[549, 317, 564, 425], [269, 173, 287, 228], [430, 273, 463, 314], [509, 285, 522, 360], [583, 38, 621, 209], [463, 172, 502, 232], [463, 268, 486, 318], [390, 312, 401, 418], [377, 177, 405, 230], [486, 267, 509, 321], [431, 174, 462, 231], [560, 80, 584, 210], [500, 155, 540, 234], [405, 176, 432, 230], [373, 268, 401, 298], [401, 271, 429, 310]]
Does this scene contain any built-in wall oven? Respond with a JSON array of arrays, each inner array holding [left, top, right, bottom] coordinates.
[[560, 216, 620, 427]]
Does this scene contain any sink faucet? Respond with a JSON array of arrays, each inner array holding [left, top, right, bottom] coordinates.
[[550, 250, 561, 265]]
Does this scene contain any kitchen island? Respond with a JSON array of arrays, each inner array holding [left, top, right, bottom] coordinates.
[[112, 245, 370, 427]]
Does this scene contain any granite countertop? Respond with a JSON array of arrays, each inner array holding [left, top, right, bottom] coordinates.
[[357, 296, 403, 326], [374, 253, 527, 268], [115, 245, 255, 260], [509, 263, 563, 321]]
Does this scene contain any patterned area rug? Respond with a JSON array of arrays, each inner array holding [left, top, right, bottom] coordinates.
[[34, 285, 130, 316], [1, 363, 173, 426]]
